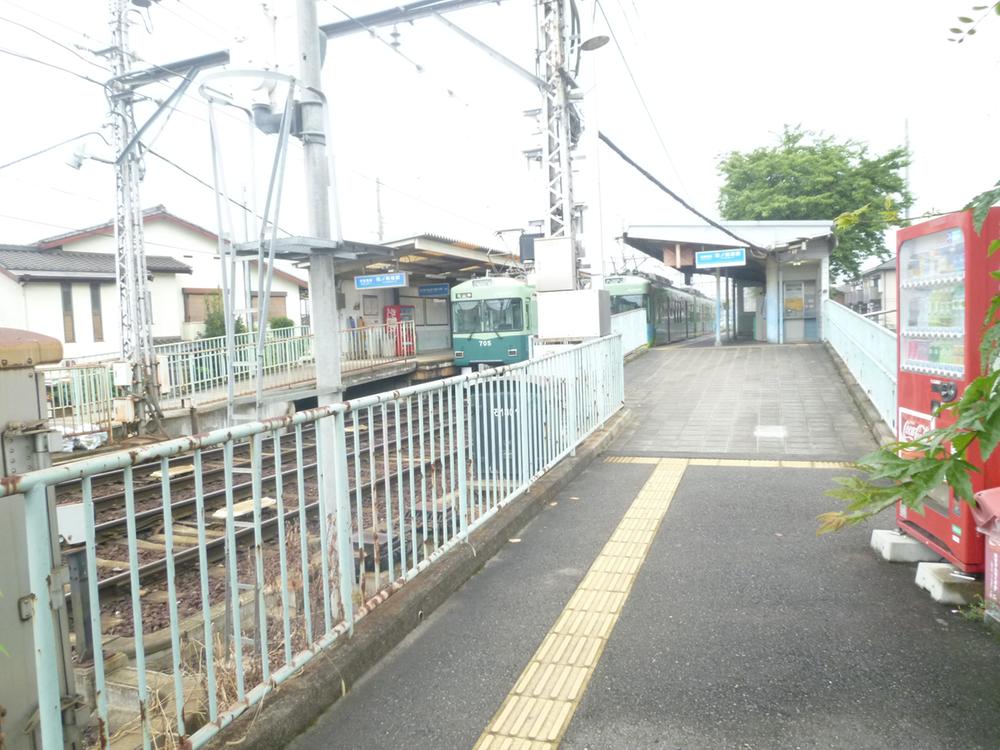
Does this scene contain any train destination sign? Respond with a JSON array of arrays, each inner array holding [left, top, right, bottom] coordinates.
[[695, 248, 746, 269], [354, 272, 409, 290]]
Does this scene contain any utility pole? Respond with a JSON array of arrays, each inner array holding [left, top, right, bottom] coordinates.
[[107, 0, 160, 427], [295, 0, 351, 624], [540, 0, 575, 252]]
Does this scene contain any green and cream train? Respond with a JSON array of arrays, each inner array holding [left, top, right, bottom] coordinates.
[[605, 275, 714, 346], [451, 276, 537, 367]]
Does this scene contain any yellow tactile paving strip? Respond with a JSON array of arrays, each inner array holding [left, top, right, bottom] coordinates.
[[474, 459, 688, 750], [602, 455, 661, 464], [606, 456, 854, 469]]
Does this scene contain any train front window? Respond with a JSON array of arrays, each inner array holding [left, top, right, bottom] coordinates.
[[453, 300, 483, 334], [611, 293, 645, 315], [451, 298, 524, 333], [484, 298, 524, 331]]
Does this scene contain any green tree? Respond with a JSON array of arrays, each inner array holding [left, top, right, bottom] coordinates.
[[717, 126, 913, 279], [200, 294, 247, 339], [268, 315, 294, 330]]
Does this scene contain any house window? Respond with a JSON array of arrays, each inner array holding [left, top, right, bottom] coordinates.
[[61, 282, 75, 343], [183, 290, 218, 323], [90, 283, 104, 342], [252, 292, 288, 321]]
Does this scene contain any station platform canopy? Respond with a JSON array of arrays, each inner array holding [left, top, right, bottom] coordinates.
[[623, 220, 833, 284], [340, 233, 521, 285], [233, 233, 521, 286]]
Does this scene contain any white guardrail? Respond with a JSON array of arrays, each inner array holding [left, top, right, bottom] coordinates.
[[823, 299, 897, 432], [42, 322, 418, 438], [4, 334, 624, 749], [610, 308, 649, 355]]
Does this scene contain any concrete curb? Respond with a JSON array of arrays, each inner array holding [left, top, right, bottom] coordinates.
[[202, 407, 633, 750], [822, 342, 895, 448]]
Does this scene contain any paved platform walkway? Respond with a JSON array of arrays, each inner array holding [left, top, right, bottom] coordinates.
[[617, 343, 875, 459], [287, 346, 1000, 750]]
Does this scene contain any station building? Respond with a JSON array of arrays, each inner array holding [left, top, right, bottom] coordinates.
[[623, 220, 835, 344]]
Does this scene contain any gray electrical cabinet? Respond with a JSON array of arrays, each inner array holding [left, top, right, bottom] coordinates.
[[0, 329, 77, 749]]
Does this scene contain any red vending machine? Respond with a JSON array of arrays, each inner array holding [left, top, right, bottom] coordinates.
[[896, 208, 1000, 572], [383, 304, 416, 356]]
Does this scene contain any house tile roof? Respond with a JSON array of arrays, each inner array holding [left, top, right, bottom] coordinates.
[[0, 245, 191, 279]]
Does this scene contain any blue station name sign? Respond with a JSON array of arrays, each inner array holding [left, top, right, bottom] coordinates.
[[354, 272, 409, 290], [694, 248, 747, 270]]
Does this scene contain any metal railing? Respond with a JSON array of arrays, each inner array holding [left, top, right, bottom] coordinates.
[[611, 308, 649, 355], [340, 320, 416, 371], [41, 363, 117, 443], [42, 323, 421, 422], [156, 325, 315, 407], [862, 308, 897, 331], [5, 334, 623, 749], [823, 299, 897, 432]]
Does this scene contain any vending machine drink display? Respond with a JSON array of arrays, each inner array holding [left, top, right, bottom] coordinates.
[[895, 208, 1000, 572], [384, 304, 417, 356]]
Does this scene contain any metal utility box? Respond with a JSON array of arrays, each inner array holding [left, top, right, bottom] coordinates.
[[537, 288, 611, 341], [468, 377, 566, 481], [0, 328, 77, 749], [533, 236, 576, 292]]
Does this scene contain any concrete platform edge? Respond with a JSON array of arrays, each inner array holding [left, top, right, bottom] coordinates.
[[201, 406, 634, 750], [822, 341, 895, 447]]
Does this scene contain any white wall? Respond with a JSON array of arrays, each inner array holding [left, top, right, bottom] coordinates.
[[339, 282, 393, 329], [55, 216, 310, 339], [0, 274, 27, 329]]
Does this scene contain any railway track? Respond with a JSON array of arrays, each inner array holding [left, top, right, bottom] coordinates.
[[86, 416, 467, 595]]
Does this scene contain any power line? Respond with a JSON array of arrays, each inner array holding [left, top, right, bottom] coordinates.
[[597, 130, 767, 254], [0, 46, 109, 88], [143, 144, 295, 237], [174, 0, 235, 41], [594, 0, 686, 192], [0, 131, 108, 172], [155, 1, 234, 47], [0, 15, 109, 71], [0, 0, 104, 48]]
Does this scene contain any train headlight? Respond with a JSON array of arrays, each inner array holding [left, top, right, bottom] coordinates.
[[507, 348, 518, 356], [454, 351, 464, 358]]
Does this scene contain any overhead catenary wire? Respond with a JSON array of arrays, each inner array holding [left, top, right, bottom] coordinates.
[[594, 0, 686, 193], [597, 130, 768, 255], [323, 0, 468, 103]]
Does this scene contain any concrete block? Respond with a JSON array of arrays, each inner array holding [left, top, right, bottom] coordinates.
[[870, 529, 942, 563], [915, 562, 983, 605]]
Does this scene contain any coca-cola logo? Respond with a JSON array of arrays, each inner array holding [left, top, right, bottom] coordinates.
[[901, 417, 929, 442]]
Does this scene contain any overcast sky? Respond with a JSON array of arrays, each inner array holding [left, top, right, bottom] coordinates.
[[1, 0, 998, 290]]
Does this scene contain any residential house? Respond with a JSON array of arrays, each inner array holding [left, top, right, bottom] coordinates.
[[0, 244, 192, 360], [845, 258, 896, 323], [34, 206, 310, 341]]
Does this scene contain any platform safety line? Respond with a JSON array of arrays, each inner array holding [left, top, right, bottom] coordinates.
[[473, 459, 688, 750], [605, 456, 855, 469]]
